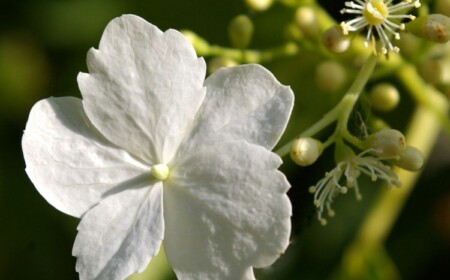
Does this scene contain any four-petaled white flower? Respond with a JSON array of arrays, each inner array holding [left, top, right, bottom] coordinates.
[[340, 0, 421, 54], [22, 15, 294, 280], [309, 149, 401, 225]]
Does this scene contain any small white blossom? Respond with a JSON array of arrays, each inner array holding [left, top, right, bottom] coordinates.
[[22, 15, 294, 280], [340, 0, 421, 54], [309, 149, 401, 225]]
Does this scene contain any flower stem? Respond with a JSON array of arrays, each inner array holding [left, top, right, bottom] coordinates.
[[337, 95, 364, 149], [275, 54, 378, 157], [275, 103, 341, 157], [396, 64, 450, 135], [346, 55, 378, 97], [338, 85, 448, 278]]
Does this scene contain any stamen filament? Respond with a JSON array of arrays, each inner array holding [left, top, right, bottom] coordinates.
[[339, 0, 421, 53]]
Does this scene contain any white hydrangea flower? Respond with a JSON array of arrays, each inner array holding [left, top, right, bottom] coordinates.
[[22, 15, 294, 280], [309, 149, 401, 225], [340, 0, 421, 54]]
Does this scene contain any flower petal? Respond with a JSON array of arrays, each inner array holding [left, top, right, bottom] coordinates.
[[78, 14, 206, 163], [176, 64, 293, 157], [164, 141, 291, 280], [22, 97, 147, 217], [73, 184, 164, 280]]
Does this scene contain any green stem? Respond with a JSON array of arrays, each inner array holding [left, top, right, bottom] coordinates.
[[203, 43, 298, 63], [275, 54, 378, 157], [396, 64, 450, 135], [322, 131, 338, 150], [275, 103, 342, 157], [337, 95, 365, 149], [339, 86, 448, 279], [345, 54, 378, 96]]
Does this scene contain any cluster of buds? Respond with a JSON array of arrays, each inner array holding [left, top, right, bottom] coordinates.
[[292, 129, 424, 225], [364, 129, 424, 170]]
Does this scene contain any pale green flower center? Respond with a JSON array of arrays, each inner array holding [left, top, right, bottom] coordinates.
[[151, 164, 169, 181], [363, 0, 389, 25]]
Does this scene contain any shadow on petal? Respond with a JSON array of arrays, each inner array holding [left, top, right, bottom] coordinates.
[[101, 172, 155, 198]]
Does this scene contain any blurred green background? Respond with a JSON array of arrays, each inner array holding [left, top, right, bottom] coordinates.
[[1, 0, 450, 279]]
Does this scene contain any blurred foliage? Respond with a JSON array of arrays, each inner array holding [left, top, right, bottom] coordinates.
[[1, 0, 449, 279]]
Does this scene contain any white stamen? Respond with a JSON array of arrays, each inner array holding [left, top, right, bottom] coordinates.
[[309, 148, 401, 224], [339, 0, 421, 53]]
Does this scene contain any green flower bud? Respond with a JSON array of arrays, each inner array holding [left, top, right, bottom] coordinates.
[[392, 146, 424, 171], [407, 14, 450, 43], [284, 23, 303, 41], [228, 15, 254, 49], [368, 118, 391, 132], [420, 56, 450, 85], [290, 137, 323, 166], [369, 83, 400, 112], [396, 32, 421, 58], [365, 129, 406, 158], [322, 25, 350, 54], [181, 30, 210, 55], [295, 7, 320, 38], [245, 0, 273, 11], [315, 61, 347, 92], [207, 57, 238, 74]]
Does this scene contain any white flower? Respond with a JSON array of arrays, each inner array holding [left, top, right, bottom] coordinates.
[[309, 149, 400, 225], [22, 15, 294, 280], [340, 0, 421, 54]]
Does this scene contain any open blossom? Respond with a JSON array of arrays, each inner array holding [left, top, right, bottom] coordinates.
[[22, 15, 294, 280], [309, 149, 400, 225], [340, 0, 421, 54]]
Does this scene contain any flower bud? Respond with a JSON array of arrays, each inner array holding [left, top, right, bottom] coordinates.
[[181, 30, 210, 55], [284, 23, 303, 41], [407, 14, 450, 43], [228, 15, 254, 49], [207, 57, 238, 74], [295, 7, 320, 38], [290, 137, 323, 166], [392, 146, 424, 171], [368, 118, 391, 132], [245, 0, 273, 11], [322, 25, 351, 54], [396, 32, 421, 58], [369, 83, 400, 112], [365, 129, 406, 157], [315, 61, 347, 92], [420, 56, 450, 85]]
